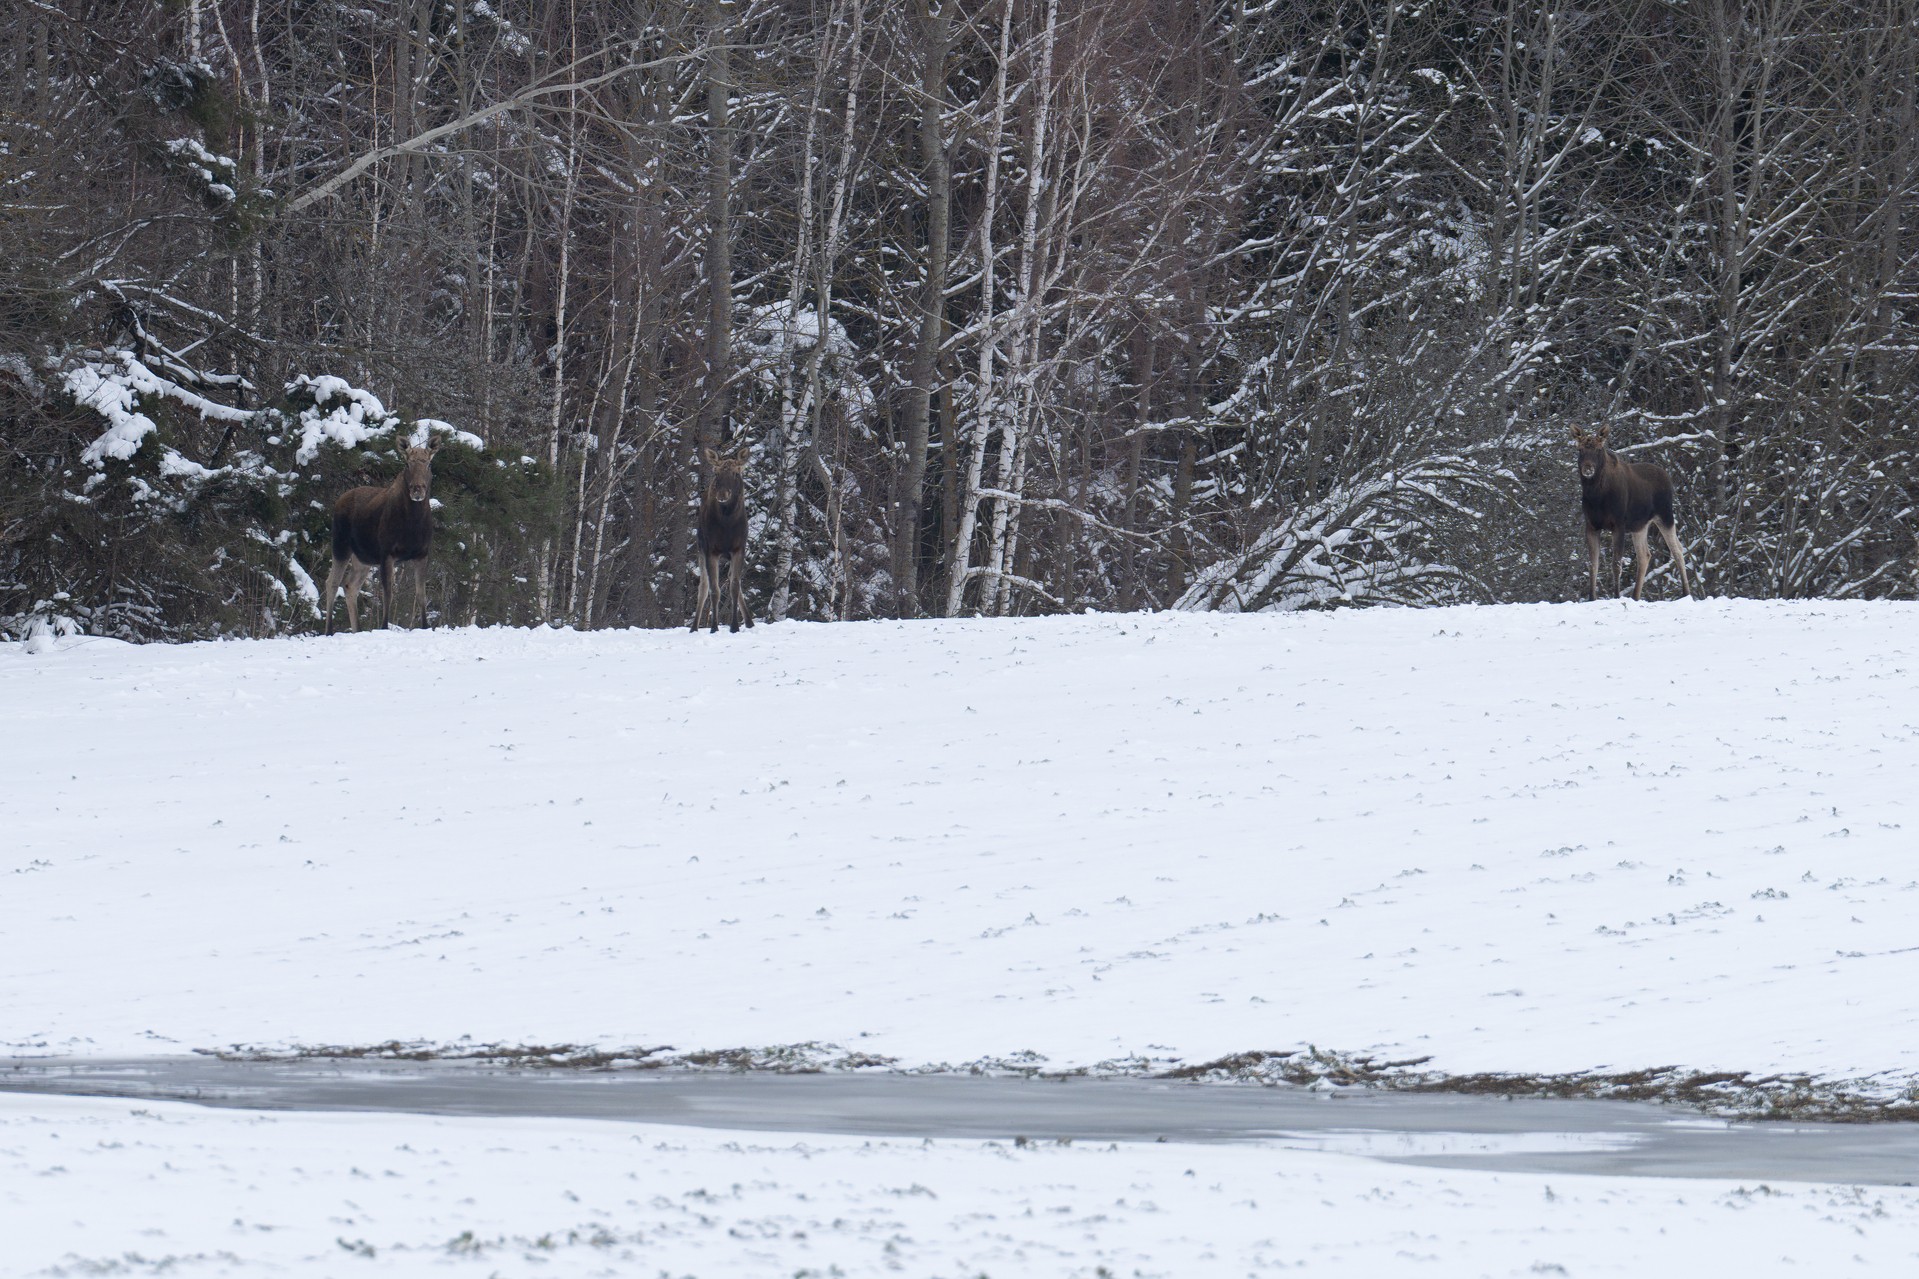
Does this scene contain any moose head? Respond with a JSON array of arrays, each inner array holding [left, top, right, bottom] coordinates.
[[400, 445, 439, 504], [702, 445, 746, 512], [1569, 424, 1610, 482]]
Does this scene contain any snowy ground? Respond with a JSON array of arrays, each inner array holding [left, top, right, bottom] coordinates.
[[7, 1091, 1919, 1278], [4, 600, 1915, 1086], [7, 600, 1919, 1274]]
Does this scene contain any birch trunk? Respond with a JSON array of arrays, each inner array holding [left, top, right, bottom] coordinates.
[[802, 0, 863, 618], [536, 47, 581, 624], [943, 0, 1015, 617], [583, 288, 647, 629], [984, 0, 1058, 616], [769, 15, 830, 623]]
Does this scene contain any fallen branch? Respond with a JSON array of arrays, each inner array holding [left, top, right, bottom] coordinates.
[[284, 50, 710, 214]]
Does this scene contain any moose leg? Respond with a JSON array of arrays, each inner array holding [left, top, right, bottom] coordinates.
[[1585, 526, 1603, 600], [707, 552, 723, 633], [410, 559, 429, 628], [722, 554, 740, 634], [322, 559, 346, 635], [379, 556, 397, 629], [342, 559, 371, 632], [1611, 530, 1626, 597], [1629, 526, 1652, 601], [690, 553, 713, 632], [734, 551, 753, 630], [1655, 517, 1691, 599]]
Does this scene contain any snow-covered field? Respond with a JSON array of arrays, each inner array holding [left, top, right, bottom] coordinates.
[[6, 601, 1915, 1082], [6, 601, 1919, 1275]]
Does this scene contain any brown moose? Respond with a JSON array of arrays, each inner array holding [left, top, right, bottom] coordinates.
[[1572, 425, 1690, 601], [691, 445, 753, 633], [322, 443, 437, 633]]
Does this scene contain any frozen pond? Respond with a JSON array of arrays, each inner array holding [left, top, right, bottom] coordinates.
[[5, 1057, 1917, 1186]]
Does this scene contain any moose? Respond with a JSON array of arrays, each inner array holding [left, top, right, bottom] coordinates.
[[1571, 424, 1691, 601], [691, 445, 753, 634], [322, 443, 437, 633]]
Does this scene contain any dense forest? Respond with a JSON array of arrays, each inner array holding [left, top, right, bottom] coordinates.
[[2, 0, 1915, 640]]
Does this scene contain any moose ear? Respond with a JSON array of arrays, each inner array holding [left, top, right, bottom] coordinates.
[[1595, 424, 1611, 442], [702, 445, 718, 468]]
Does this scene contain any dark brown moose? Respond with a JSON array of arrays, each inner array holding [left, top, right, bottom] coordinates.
[[322, 444, 437, 633], [691, 445, 753, 634], [1572, 425, 1690, 601]]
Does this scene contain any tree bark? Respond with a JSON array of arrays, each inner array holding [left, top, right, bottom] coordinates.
[[700, 0, 735, 456], [943, 0, 1015, 617], [984, 0, 1059, 617], [892, 0, 952, 618]]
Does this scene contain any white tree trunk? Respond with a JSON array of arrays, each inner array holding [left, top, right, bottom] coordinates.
[[984, 0, 1058, 616], [768, 16, 830, 623], [809, 0, 863, 618], [536, 47, 582, 624], [943, 1, 1015, 618]]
